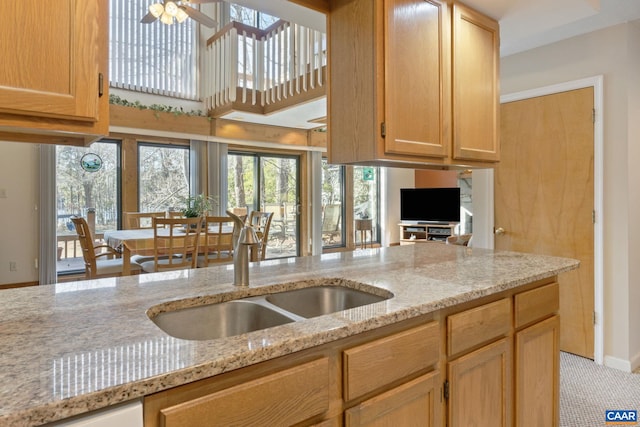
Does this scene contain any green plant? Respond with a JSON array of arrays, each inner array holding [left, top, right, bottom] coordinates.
[[109, 94, 210, 119], [181, 194, 217, 218]]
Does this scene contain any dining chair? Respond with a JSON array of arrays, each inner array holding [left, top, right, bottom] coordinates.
[[247, 211, 274, 261], [321, 204, 342, 244], [124, 211, 166, 229], [139, 216, 203, 273], [446, 234, 473, 247], [196, 216, 235, 268], [71, 216, 142, 279]]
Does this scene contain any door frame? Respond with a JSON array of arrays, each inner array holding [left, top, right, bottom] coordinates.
[[496, 76, 604, 364]]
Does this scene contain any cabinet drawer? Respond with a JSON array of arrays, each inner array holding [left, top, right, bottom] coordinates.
[[160, 358, 329, 426], [448, 298, 511, 356], [514, 282, 559, 328], [343, 322, 439, 401]]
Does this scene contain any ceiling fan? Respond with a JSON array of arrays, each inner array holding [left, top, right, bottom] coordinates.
[[141, 0, 221, 28]]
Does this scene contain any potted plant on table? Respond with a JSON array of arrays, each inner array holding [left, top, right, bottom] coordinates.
[[181, 194, 217, 227]]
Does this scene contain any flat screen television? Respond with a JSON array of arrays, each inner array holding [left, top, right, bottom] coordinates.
[[400, 187, 461, 223]]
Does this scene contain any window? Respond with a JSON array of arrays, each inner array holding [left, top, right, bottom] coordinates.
[[109, 0, 198, 99], [321, 160, 345, 247], [353, 166, 380, 245], [228, 152, 300, 258], [138, 144, 190, 212], [229, 4, 278, 29], [321, 162, 381, 250], [56, 141, 120, 274]]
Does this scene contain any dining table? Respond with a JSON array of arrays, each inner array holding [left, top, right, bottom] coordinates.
[[103, 226, 234, 275]]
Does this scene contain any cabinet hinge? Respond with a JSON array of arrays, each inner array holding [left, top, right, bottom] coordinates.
[[381, 122, 386, 138], [592, 210, 596, 224], [98, 73, 104, 97], [443, 380, 449, 400], [592, 108, 596, 123], [593, 311, 597, 325]]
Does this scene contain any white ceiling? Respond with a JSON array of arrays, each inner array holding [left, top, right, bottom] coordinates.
[[222, 0, 640, 129]]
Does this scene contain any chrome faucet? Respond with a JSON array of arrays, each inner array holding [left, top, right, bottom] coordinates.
[[227, 210, 260, 287]]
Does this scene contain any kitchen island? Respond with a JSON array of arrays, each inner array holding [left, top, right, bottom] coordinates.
[[0, 244, 578, 426]]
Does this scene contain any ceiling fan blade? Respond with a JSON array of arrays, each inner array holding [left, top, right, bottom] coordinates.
[[180, 6, 218, 28], [140, 12, 158, 24]]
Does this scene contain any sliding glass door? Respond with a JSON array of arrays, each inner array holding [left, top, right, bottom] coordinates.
[[228, 152, 300, 259], [55, 140, 121, 275]]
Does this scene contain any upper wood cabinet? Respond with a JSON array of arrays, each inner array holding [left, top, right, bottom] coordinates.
[[452, 3, 500, 162], [0, 0, 109, 145], [327, 0, 499, 168]]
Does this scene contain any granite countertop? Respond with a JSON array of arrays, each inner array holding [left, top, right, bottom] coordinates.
[[0, 244, 579, 426]]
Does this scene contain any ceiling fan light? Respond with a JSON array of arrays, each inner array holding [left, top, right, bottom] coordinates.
[[175, 8, 189, 23], [160, 12, 174, 25], [164, 1, 179, 17], [148, 3, 164, 18]]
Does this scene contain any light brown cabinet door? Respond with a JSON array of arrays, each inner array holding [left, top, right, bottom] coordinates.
[[0, 0, 105, 123], [452, 3, 500, 162], [384, 0, 451, 159], [515, 315, 560, 427], [345, 371, 441, 427], [448, 338, 512, 427]]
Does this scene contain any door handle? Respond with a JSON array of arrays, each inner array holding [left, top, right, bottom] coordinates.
[[494, 227, 505, 235]]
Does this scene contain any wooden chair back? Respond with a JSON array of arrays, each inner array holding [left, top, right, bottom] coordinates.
[[124, 211, 166, 229], [150, 216, 203, 272], [70, 216, 121, 279], [248, 211, 274, 260], [199, 216, 235, 267]]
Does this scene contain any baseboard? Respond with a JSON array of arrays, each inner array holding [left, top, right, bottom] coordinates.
[[0, 281, 38, 290], [604, 355, 632, 372], [630, 351, 640, 373]]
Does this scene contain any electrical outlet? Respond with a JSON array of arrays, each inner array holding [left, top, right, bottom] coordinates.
[[9, 261, 17, 272]]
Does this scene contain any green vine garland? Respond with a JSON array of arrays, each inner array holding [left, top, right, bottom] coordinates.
[[109, 94, 210, 119]]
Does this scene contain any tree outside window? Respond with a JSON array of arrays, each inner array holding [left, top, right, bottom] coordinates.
[[56, 141, 119, 235], [138, 144, 190, 212], [354, 166, 380, 245]]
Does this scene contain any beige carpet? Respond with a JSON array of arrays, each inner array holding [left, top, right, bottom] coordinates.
[[561, 352, 640, 426]]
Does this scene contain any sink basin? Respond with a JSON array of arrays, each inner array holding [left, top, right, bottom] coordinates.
[[148, 281, 393, 340], [150, 300, 296, 341], [265, 286, 389, 318]]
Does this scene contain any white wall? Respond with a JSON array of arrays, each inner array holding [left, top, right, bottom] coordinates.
[[625, 20, 640, 370], [382, 168, 414, 246], [0, 141, 39, 284], [501, 21, 640, 369]]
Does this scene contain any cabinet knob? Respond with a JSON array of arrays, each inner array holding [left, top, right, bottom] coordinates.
[[494, 227, 505, 235]]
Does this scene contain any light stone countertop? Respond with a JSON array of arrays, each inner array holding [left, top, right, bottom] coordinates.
[[0, 244, 579, 426]]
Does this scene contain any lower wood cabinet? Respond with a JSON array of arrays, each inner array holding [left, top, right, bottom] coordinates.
[[345, 371, 441, 426], [143, 278, 560, 427], [515, 315, 560, 427], [443, 279, 559, 427], [152, 358, 330, 427], [447, 338, 512, 427]]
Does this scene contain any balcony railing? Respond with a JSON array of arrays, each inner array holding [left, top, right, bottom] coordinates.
[[204, 20, 326, 117]]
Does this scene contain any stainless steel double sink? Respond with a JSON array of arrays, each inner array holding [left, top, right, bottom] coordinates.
[[148, 281, 393, 341]]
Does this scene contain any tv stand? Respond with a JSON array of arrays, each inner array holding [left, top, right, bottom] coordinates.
[[399, 223, 457, 245]]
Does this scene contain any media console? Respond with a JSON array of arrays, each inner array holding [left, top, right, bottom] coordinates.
[[399, 222, 458, 245]]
